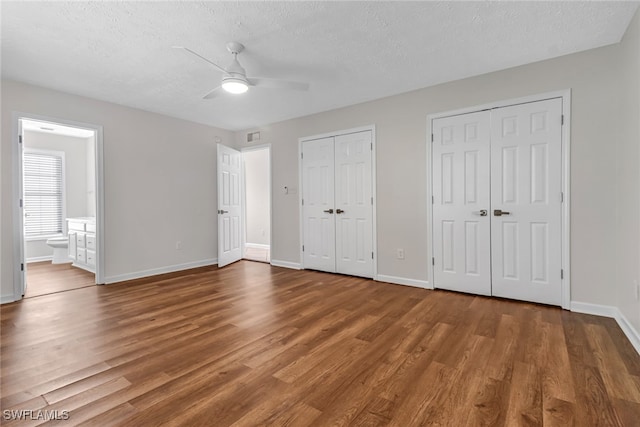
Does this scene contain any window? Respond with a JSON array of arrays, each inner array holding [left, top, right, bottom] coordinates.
[[23, 149, 65, 239]]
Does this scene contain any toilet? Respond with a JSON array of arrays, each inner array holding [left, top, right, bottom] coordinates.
[[46, 236, 70, 264]]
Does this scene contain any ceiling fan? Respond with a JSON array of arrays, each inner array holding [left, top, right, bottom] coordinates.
[[174, 41, 310, 99]]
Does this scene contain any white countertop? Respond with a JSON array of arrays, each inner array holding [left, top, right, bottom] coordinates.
[[66, 217, 96, 223]]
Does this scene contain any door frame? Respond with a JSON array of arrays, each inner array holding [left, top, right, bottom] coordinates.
[[426, 90, 571, 309], [12, 111, 106, 300], [240, 143, 272, 262], [298, 125, 378, 279]]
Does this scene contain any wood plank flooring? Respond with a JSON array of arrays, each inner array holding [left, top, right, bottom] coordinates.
[[24, 262, 95, 298], [1, 261, 639, 426]]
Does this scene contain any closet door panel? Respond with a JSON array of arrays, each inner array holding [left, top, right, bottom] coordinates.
[[335, 131, 374, 278], [302, 137, 336, 273], [490, 98, 563, 305]]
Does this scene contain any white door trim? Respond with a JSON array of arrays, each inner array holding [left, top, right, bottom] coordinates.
[[298, 125, 378, 279], [426, 90, 571, 309], [11, 111, 106, 301]]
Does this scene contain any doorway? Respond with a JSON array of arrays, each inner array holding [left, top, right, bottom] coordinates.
[[429, 93, 570, 307], [242, 146, 271, 263], [13, 114, 104, 299]]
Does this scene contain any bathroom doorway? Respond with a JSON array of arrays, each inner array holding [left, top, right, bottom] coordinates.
[[242, 146, 271, 263], [14, 115, 104, 298]]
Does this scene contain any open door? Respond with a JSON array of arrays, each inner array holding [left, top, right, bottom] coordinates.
[[217, 144, 243, 267]]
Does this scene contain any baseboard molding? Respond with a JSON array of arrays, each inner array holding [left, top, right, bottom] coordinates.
[[270, 259, 301, 270], [245, 243, 270, 250], [27, 255, 53, 263], [571, 301, 640, 355], [105, 258, 218, 284], [376, 274, 431, 289]]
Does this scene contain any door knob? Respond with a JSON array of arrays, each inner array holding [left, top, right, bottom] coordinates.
[[493, 209, 511, 216], [474, 210, 488, 216], [323, 209, 334, 214], [218, 209, 228, 214], [336, 209, 345, 214]]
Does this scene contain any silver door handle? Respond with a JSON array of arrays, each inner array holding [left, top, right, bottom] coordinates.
[[323, 209, 334, 214], [494, 209, 511, 216], [336, 209, 344, 214], [473, 210, 488, 216], [218, 209, 228, 214]]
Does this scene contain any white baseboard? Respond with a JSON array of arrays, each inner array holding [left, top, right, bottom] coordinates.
[[376, 274, 431, 289], [105, 258, 218, 284], [570, 301, 617, 317], [245, 243, 270, 250], [571, 301, 640, 355], [270, 259, 301, 270], [27, 255, 53, 263]]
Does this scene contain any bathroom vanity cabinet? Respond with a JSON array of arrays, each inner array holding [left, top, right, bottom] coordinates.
[[68, 218, 96, 273]]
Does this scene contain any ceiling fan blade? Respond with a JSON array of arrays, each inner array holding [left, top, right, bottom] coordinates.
[[202, 86, 223, 100], [250, 78, 310, 92], [173, 46, 228, 74]]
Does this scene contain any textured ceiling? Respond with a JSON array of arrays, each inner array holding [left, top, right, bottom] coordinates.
[[2, 1, 638, 131]]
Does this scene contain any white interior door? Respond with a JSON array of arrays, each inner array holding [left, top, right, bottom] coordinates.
[[335, 131, 374, 278], [432, 111, 492, 295], [490, 98, 563, 305], [217, 143, 243, 268], [301, 137, 336, 273]]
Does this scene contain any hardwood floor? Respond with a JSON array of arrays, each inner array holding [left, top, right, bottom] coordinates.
[[1, 261, 639, 426], [24, 262, 95, 298]]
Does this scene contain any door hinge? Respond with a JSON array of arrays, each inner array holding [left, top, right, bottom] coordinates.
[[21, 263, 24, 271], [431, 133, 434, 143], [19, 135, 23, 144], [372, 252, 374, 259], [561, 192, 564, 203], [432, 195, 434, 204], [561, 269, 564, 279], [370, 142, 373, 151], [301, 152, 303, 159], [432, 257, 435, 266], [561, 115, 564, 126], [19, 199, 23, 208], [302, 245, 305, 252]]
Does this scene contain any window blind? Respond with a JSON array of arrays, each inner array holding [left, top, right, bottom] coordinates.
[[23, 151, 64, 238]]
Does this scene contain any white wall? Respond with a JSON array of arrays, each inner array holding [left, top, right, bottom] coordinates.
[[23, 130, 92, 260], [615, 10, 640, 334], [243, 148, 271, 246], [1, 81, 234, 300], [234, 12, 640, 331]]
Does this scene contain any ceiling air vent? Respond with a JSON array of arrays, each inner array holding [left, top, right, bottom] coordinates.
[[247, 131, 260, 143]]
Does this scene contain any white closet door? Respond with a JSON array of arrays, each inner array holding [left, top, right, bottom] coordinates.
[[335, 131, 373, 278], [432, 111, 492, 295], [217, 143, 243, 268], [302, 137, 336, 273], [490, 98, 563, 305]]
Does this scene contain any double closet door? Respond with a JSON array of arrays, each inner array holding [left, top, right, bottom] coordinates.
[[432, 98, 563, 306], [301, 130, 374, 278]]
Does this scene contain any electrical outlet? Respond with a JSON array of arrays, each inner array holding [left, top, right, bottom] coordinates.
[[175, 241, 182, 250], [397, 248, 405, 259]]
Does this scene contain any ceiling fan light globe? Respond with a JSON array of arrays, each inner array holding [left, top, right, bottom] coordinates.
[[222, 78, 249, 94]]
